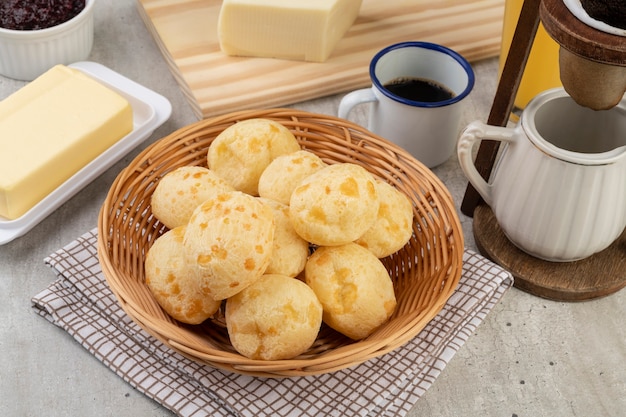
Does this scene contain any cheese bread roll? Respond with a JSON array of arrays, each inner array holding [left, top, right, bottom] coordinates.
[[289, 163, 379, 246], [226, 274, 323, 360], [355, 180, 414, 258], [258, 150, 326, 205], [145, 226, 220, 324], [183, 191, 275, 300], [259, 198, 309, 277], [305, 243, 396, 340], [151, 166, 234, 229], [207, 118, 301, 196]]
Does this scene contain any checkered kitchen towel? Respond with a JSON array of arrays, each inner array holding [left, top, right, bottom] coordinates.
[[32, 228, 512, 417]]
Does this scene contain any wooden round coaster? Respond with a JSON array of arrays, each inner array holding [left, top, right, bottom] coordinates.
[[473, 204, 626, 301]]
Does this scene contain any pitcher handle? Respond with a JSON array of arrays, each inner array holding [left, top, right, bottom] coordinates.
[[457, 121, 516, 207]]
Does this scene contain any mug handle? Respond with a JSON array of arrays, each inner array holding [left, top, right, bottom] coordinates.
[[457, 120, 516, 207], [338, 88, 377, 120]]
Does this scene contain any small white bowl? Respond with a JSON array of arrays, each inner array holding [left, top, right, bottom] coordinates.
[[0, 0, 95, 81]]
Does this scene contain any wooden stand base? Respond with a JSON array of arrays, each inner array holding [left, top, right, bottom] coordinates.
[[473, 204, 626, 301]]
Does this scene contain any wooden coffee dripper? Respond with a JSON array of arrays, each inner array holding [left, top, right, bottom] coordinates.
[[461, 0, 626, 301]]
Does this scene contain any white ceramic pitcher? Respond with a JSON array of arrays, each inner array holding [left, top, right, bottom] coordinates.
[[458, 88, 626, 262]]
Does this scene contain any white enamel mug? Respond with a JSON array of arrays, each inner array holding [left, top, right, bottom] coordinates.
[[458, 88, 626, 262], [338, 42, 475, 168]]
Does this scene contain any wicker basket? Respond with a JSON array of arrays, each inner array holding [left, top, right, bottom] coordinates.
[[97, 108, 464, 377]]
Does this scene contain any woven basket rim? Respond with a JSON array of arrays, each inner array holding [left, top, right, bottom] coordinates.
[[97, 108, 464, 378]]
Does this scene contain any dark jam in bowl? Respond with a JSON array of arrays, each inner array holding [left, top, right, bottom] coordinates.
[[0, 0, 86, 31]]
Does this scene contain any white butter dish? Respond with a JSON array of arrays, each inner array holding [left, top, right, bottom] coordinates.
[[0, 61, 172, 245]]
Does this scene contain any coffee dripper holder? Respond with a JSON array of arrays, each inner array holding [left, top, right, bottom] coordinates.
[[460, 0, 626, 301]]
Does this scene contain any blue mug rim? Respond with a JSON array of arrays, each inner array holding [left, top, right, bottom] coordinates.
[[370, 41, 475, 108]]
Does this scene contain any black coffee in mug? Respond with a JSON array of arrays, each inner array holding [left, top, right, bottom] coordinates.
[[383, 77, 455, 102]]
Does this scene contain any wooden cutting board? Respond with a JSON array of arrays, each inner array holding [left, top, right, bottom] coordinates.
[[136, 0, 505, 119]]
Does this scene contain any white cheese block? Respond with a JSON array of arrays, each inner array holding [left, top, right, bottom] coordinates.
[[218, 0, 362, 62], [0, 65, 133, 220]]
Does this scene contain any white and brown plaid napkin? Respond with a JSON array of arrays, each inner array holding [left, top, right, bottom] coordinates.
[[32, 228, 512, 417]]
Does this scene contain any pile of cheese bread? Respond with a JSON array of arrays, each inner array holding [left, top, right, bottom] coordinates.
[[146, 118, 414, 360]]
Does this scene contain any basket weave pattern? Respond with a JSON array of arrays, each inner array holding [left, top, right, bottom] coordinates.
[[97, 109, 464, 377]]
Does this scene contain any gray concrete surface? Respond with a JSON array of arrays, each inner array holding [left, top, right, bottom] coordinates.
[[0, 1, 624, 416]]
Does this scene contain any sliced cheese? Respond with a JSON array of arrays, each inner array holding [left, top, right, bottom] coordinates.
[[0, 65, 133, 220], [218, 0, 362, 62]]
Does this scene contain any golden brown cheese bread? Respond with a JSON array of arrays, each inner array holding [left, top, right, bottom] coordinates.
[[151, 166, 234, 229], [226, 273, 323, 360], [259, 198, 310, 277], [355, 180, 414, 258], [145, 226, 221, 324], [258, 150, 326, 205], [305, 243, 396, 340], [207, 118, 301, 196], [183, 191, 275, 300], [289, 163, 379, 246]]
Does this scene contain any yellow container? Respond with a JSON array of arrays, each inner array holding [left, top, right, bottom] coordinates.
[[499, 0, 561, 109]]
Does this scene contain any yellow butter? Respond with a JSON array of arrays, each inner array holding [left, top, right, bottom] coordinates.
[[218, 0, 362, 62], [0, 65, 133, 220]]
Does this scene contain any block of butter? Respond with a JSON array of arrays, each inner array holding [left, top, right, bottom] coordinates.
[[0, 65, 133, 220], [218, 0, 362, 62]]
